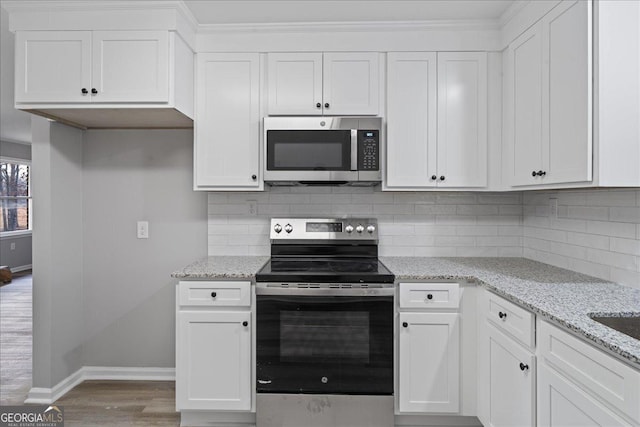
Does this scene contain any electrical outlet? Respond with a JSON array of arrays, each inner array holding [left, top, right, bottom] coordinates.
[[549, 198, 558, 219], [248, 201, 257, 216], [137, 221, 149, 239], [10, 242, 15, 251]]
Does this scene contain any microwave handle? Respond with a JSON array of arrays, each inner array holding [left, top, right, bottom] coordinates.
[[350, 129, 358, 171]]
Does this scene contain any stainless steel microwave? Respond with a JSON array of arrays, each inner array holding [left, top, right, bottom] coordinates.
[[264, 117, 382, 184]]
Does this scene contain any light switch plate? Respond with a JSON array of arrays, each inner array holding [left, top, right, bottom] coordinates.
[[137, 221, 149, 239]]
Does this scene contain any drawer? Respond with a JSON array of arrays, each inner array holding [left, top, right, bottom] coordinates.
[[179, 281, 251, 307], [538, 320, 640, 424], [399, 283, 460, 309], [482, 289, 535, 349]]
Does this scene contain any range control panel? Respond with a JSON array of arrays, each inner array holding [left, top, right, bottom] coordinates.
[[357, 130, 379, 171], [270, 218, 378, 240]]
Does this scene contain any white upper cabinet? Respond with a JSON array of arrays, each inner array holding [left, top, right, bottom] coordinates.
[[15, 31, 92, 103], [386, 52, 437, 188], [194, 53, 262, 191], [507, 22, 544, 186], [385, 52, 488, 190], [16, 30, 169, 104], [91, 31, 169, 103], [437, 52, 488, 188], [267, 52, 379, 116], [506, 0, 591, 187]]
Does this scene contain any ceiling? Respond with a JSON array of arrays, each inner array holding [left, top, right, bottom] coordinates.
[[183, 0, 516, 25]]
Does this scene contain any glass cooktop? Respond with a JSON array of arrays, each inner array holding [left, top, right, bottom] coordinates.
[[256, 257, 395, 284]]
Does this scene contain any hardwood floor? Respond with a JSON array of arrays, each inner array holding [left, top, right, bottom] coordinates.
[[1, 274, 181, 426], [54, 380, 179, 426], [0, 272, 32, 406]]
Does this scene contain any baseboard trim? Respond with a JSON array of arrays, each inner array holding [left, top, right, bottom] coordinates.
[[25, 366, 176, 404], [11, 264, 32, 273]]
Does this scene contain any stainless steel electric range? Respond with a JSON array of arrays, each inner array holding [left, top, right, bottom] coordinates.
[[255, 218, 395, 427]]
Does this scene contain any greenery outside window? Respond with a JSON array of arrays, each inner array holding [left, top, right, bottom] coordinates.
[[0, 158, 32, 235]]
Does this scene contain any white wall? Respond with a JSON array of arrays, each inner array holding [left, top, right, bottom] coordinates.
[[208, 187, 523, 257], [523, 189, 640, 289], [81, 129, 208, 367]]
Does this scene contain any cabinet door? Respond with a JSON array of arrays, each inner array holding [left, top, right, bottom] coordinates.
[[176, 311, 251, 411], [508, 22, 544, 186], [15, 31, 92, 103], [436, 52, 488, 187], [195, 53, 261, 190], [267, 53, 323, 115], [92, 31, 169, 103], [398, 312, 459, 413], [385, 52, 437, 189], [482, 322, 535, 427], [542, 0, 592, 184], [323, 52, 379, 115], [538, 364, 631, 427]]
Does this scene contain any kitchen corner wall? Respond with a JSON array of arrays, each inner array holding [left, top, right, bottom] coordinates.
[[523, 189, 640, 289], [208, 187, 524, 257]]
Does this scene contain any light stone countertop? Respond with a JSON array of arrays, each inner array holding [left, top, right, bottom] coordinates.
[[171, 256, 269, 280], [381, 257, 640, 367], [172, 255, 640, 367]]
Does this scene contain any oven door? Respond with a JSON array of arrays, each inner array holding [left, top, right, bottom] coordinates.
[[256, 288, 393, 395]]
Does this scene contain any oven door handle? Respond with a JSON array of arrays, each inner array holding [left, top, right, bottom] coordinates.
[[255, 283, 394, 297]]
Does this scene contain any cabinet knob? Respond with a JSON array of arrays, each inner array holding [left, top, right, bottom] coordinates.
[[498, 311, 507, 320], [242, 321, 249, 327], [316, 102, 322, 108], [427, 293, 433, 300], [81, 88, 88, 94], [539, 170, 546, 176], [402, 322, 408, 328], [519, 362, 529, 371], [431, 175, 437, 180], [439, 176, 445, 181], [251, 174, 257, 180], [324, 103, 330, 108], [91, 88, 98, 94], [211, 292, 217, 298], [532, 170, 537, 177]]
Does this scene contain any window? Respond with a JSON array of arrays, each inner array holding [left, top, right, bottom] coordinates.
[[0, 159, 31, 234]]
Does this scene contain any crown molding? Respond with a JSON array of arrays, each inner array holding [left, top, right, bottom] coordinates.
[[2, 1, 181, 12], [198, 19, 501, 35], [499, 0, 530, 27]]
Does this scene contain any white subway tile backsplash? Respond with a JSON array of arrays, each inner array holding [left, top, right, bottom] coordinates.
[[206, 187, 639, 288], [609, 207, 640, 223]]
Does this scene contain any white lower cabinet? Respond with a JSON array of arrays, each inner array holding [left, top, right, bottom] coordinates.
[[176, 281, 252, 412], [397, 283, 460, 414], [478, 289, 535, 427], [538, 364, 631, 427]]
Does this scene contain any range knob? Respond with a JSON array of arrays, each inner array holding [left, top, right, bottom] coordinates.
[[345, 224, 354, 234], [284, 224, 293, 234], [274, 223, 282, 234], [356, 224, 364, 234], [367, 224, 376, 234]]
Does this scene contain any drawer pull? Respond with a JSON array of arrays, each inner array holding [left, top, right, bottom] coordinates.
[[211, 292, 217, 298], [426, 293, 433, 300], [498, 311, 507, 320], [402, 322, 408, 328], [242, 321, 248, 327], [519, 362, 529, 371]]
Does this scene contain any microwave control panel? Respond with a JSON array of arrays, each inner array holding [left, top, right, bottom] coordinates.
[[357, 130, 379, 171]]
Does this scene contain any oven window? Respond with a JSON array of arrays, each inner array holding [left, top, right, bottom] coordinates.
[[280, 311, 369, 363], [267, 130, 351, 171]]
